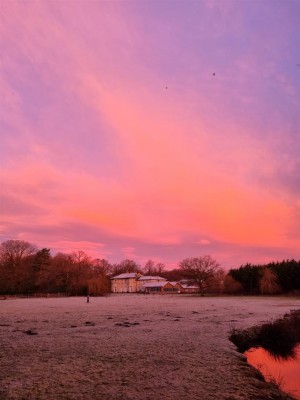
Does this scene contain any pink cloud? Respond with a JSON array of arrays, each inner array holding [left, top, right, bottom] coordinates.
[[73, 71, 296, 249], [1, 0, 299, 267]]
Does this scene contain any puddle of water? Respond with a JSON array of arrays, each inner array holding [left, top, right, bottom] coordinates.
[[245, 345, 300, 399]]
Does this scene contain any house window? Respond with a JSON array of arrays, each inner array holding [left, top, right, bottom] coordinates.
[[149, 287, 161, 292]]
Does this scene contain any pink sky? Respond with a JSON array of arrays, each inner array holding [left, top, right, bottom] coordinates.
[[1, 0, 300, 269]]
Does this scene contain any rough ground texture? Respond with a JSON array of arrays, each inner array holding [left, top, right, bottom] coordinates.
[[0, 295, 299, 400]]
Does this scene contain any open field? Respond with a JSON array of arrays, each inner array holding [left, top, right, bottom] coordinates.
[[0, 295, 299, 400]]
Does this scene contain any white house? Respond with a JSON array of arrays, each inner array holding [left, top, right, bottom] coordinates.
[[137, 276, 166, 292], [142, 281, 179, 294], [111, 273, 166, 293], [110, 272, 141, 293], [110, 273, 199, 294]]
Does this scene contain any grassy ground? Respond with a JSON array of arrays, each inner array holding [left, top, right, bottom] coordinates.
[[0, 295, 299, 400]]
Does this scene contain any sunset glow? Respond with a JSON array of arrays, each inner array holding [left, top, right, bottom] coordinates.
[[1, 0, 300, 267]]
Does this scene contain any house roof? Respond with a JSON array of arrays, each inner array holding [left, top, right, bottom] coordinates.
[[142, 281, 168, 288], [138, 276, 166, 281], [180, 284, 199, 289], [111, 273, 139, 280]]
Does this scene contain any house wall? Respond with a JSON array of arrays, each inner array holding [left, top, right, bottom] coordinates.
[[137, 278, 166, 292], [111, 278, 138, 293], [174, 283, 183, 292], [162, 282, 179, 293], [183, 287, 199, 294], [144, 282, 178, 294], [111, 276, 197, 294], [173, 283, 199, 293], [144, 286, 162, 294]]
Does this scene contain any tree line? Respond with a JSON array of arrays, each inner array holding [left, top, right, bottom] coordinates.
[[0, 240, 299, 296], [227, 260, 300, 295]]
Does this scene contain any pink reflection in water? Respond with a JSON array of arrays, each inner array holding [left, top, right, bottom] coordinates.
[[245, 345, 300, 399]]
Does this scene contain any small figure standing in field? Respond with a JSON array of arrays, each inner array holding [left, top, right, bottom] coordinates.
[[87, 294, 89, 303]]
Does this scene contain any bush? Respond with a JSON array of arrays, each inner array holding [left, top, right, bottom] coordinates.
[[229, 310, 300, 359]]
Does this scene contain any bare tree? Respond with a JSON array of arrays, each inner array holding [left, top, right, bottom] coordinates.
[[143, 260, 165, 276], [0, 240, 37, 266], [259, 268, 281, 295], [223, 274, 243, 294], [0, 240, 37, 293], [179, 255, 220, 296], [155, 262, 165, 275], [143, 259, 156, 275], [68, 251, 92, 295], [48, 252, 72, 292], [112, 259, 141, 275], [88, 258, 111, 295], [70, 250, 91, 266], [92, 258, 112, 275], [206, 268, 226, 294]]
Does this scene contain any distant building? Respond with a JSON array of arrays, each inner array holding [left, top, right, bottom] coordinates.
[[111, 273, 141, 293], [137, 276, 167, 292], [142, 281, 179, 294], [176, 282, 199, 294], [110, 273, 199, 294]]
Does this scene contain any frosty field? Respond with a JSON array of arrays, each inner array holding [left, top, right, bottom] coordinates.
[[0, 295, 299, 400]]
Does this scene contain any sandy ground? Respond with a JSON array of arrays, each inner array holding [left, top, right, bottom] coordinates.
[[0, 295, 299, 400]]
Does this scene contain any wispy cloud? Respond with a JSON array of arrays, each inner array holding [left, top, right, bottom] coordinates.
[[1, 0, 299, 268]]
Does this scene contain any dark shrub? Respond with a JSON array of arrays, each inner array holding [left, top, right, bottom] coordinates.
[[257, 321, 297, 359], [229, 310, 300, 359]]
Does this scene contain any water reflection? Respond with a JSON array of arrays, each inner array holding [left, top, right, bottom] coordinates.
[[245, 345, 300, 399]]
